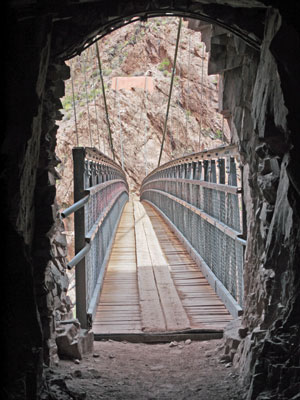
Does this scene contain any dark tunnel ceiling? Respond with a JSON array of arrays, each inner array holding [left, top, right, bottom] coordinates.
[[11, 1, 267, 60]]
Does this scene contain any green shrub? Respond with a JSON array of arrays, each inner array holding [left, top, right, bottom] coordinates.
[[158, 58, 170, 71], [103, 68, 112, 76], [64, 102, 72, 111], [65, 112, 71, 121], [62, 94, 73, 110], [215, 129, 223, 139], [185, 109, 191, 119]]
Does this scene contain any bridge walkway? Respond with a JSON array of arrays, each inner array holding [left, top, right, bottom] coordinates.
[[93, 200, 232, 341]]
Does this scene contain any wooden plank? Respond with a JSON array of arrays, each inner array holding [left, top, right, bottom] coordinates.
[[143, 201, 233, 331], [93, 201, 142, 334], [134, 201, 190, 332], [133, 201, 166, 332], [94, 330, 223, 343], [154, 265, 191, 331], [94, 199, 233, 338], [95, 314, 141, 318], [138, 268, 166, 332]]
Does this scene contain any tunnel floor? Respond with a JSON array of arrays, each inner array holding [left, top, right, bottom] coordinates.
[[54, 339, 244, 399]]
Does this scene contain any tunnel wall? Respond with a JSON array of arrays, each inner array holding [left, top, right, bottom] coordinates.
[[3, 2, 300, 399], [202, 9, 300, 399], [3, 12, 72, 399]]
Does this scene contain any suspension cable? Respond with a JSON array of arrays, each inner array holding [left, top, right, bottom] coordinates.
[[90, 59, 101, 150], [185, 31, 191, 156], [82, 52, 93, 147], [143, 75, 149, 175], [95, 42, 115, 160], [70, 59, 79, 146], [222, 114, 225, 144], [115, 78, 125, 169], [199, 43, 205, 151], [158, 17, 182, 167], [136, 19, 149, 173]]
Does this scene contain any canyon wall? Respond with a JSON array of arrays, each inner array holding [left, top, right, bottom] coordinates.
[[56, 18, 228, 205]]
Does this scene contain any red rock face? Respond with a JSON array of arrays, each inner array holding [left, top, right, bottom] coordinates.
[[111, 76, 155, 92], [56, 17, 229, 209]]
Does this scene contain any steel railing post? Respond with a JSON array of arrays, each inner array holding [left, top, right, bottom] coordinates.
[[73, 147, 88, 328], [62, 147, 129, 328]]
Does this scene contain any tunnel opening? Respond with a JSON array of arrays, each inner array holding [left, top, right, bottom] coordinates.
[[56, 12, 245, 338], [3, 1, 300, 399], [56, 16, 231, 297]]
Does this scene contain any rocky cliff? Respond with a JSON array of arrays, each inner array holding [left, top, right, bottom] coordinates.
[[56, 17, 229, 211]]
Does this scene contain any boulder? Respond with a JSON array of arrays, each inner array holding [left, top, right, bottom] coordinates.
[[56, 319, 94, 360]]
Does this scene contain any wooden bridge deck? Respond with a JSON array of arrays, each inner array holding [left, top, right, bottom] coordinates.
[[93, 200, 232, 341]]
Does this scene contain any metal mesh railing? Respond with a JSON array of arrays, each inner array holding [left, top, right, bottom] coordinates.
[[85, 190, 128, 316], [141, 145, 246, 314], [62, 147, 128, 328]]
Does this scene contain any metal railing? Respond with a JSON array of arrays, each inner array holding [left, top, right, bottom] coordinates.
[[141, 145, 246, 317], [62, 147, 129, 328]]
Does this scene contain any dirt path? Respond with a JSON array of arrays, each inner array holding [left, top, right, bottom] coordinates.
[[47, 338, 245, 400]]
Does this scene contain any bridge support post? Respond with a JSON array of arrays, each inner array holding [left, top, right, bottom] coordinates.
[[73, 148, 88, 328]]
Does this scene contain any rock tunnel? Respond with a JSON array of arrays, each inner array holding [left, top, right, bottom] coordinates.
[[3, 1, 300, 399]]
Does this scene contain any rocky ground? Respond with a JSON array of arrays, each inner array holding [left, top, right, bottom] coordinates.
[[44, 339, 245, 400]]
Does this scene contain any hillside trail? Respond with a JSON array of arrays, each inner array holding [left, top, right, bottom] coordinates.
[[49, 338, 245, 399]]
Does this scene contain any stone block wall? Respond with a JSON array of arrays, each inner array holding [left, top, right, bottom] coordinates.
[[3, 15, 75, 395], [32, 59, 74, 367], [3, 14, 53, 399]]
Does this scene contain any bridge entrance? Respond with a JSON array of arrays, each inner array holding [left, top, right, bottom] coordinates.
[[62, 144, 244, 341]]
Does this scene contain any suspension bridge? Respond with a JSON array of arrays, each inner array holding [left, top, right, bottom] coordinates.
[[61, 145, 245, 341], [61, 18, 245, 341]]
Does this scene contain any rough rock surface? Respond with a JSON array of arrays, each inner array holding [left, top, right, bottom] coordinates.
[[56, 319, 94, 361], [56, 18, 228, 203], [3, 2, 300, 400], [41, 339, 244, 400], [198, 10, 300, 400]]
